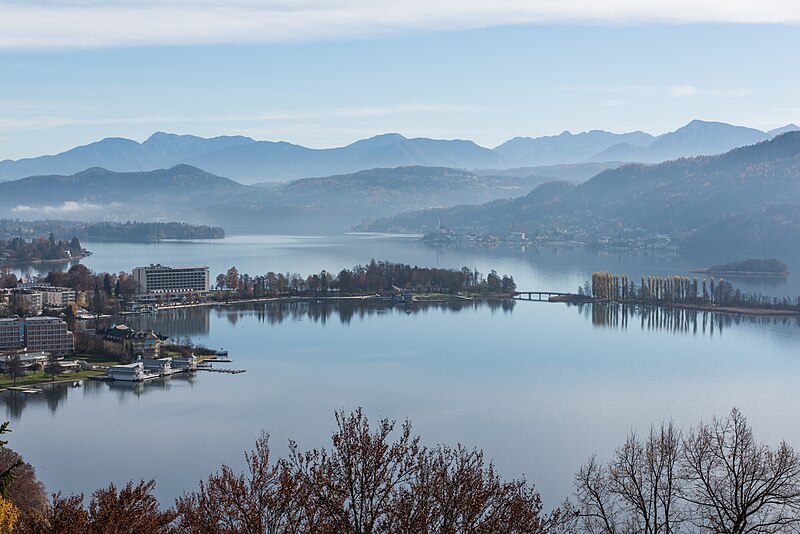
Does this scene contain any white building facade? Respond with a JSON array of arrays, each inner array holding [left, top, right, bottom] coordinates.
[[38, 287, 77, 308], [132, 264, 210, 302]]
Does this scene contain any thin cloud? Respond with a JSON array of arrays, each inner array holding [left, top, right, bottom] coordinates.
[[2, 1, 799, 49], [12, 201, 107, 214], [559, 84, 753, 99], [0, 103, 475, 133], [668, 85, 754, 98]]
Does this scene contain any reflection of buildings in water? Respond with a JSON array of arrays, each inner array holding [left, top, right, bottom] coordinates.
[[110, 307, 211, 339], [578, 302, 800, 337], [1, 372, 200, 419], [106, 372, 197, 399]]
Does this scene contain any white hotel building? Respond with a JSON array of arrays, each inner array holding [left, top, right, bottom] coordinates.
[[132, 264, 210, 302]]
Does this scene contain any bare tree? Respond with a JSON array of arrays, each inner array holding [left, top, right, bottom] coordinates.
[[88, 480, 177, 533], [4, 355, 25, 387], [571, 411, 800, 534], [681, 408, 800, 534], [571, 422, 683, 534], [175, 410, 554, 534], [176, 432, 308, 533], [390, 444, 553, 533], [46, 352, 60, 382], [289, 408, 421, 533], [22, 481, 175, 534]]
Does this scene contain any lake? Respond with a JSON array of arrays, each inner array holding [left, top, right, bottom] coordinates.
[[13, 233, 800, 298], [5, 234, 800, 508]]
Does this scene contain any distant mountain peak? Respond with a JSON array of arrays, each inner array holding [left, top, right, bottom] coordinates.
[[768, 124, 800, 137], [145, 131, 174, 141]]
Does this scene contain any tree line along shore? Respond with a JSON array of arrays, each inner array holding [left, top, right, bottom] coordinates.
[[581, 271, 800, 316]]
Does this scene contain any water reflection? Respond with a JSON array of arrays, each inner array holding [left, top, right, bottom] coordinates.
[[225, 299, 516, 327], [574, 302, 800, 337], [2, 374, 199, 419], [2, 380, 78, 419], [121, 308, 211, 338], [107, 299, 516, 338]]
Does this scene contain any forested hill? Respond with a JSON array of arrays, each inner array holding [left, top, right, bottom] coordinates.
[[0, 164, 247, 206], [364, 132, 800, 252], [0, 165, 547, 233]]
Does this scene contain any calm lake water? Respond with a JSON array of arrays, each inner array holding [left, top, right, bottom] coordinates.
[[6, 234, 800, 507], [13, 233, 800, 298]]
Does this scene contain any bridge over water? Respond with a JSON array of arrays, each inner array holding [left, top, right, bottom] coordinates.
[[514, 291, 572, 301]]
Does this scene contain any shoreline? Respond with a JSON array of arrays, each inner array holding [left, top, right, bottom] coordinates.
[[147, 292, 512, 312], [2, 251, 91, 267], [689, 269, 790, 277], [0, 371, 104, 392]]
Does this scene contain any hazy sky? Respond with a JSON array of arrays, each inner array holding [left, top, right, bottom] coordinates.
[[1, 0, 799, 159]]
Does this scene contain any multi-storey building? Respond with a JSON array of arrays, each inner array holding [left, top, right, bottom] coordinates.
[[37, 286, 77, 308], [12, 290, 43, 314], [0, 317, 23, 351], [23, 317, 74, 357], [132, 264, 209, 302], [96, 324, 161, 359]]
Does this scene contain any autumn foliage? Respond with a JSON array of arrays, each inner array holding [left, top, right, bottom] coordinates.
[[0, 495, 19, 533], [176, 408, 554, 533]]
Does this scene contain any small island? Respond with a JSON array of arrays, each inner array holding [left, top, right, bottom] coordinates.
[[691, 258, 790, 277]]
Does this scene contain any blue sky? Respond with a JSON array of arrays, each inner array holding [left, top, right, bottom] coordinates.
[[1, 1, 799, 159]]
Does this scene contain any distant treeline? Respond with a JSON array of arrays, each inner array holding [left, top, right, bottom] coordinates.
[[215, 260, 517, 297], [0, 235, 83, 264], [85, 221, 225, 241], [0, 219, 225, 242], [586, 271, 800, 310], [702, 258, 789, 274]]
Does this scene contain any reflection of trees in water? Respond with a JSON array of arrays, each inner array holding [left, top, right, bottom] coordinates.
[[42, 384, 70, 413], [107, 299, 515, 338], [109, 308, 211, 338], [575, 302, 800, 337], [2, 374, 200, 419], [3, 391, 27, 420], [2, 381, 76, 420], [222, 299, 515, 326]]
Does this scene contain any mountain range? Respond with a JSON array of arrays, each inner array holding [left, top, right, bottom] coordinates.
[[362, 131, 800, 252], [0, 165, 544, 233], [1, 120, 796, 184]]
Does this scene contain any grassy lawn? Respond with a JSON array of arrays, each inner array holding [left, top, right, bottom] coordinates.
[[0, 369, 103, 390]]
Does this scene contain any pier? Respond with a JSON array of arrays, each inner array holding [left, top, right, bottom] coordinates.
[[514, 291, 571, 301]]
